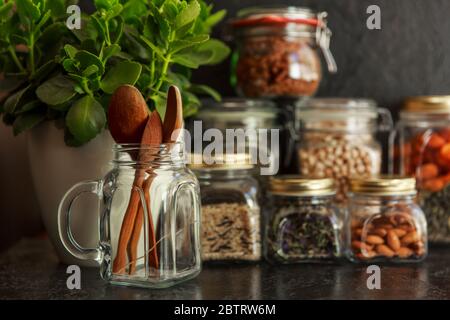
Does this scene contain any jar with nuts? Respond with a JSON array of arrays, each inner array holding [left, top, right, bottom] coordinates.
[[297, 98, 393, 204], [265, 176, 343, 263], [347, 176, 428, 263], [229, 7, 337, 98], [391, 96, 450, 243], [189, 153, 261, 262]]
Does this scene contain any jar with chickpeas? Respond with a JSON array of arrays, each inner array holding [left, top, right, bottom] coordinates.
[[296, 98, 393, 204], [347, 176, 427, 263], [391, 96, 450, 243]]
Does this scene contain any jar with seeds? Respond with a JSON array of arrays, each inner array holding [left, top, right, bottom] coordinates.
[[265, 176, 342, 263], [189, 153, 261, 262], [296, 98, 393, 204], [347, 176, 427, 263]]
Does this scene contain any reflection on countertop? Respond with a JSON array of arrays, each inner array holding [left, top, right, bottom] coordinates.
[[0, 238, 449, 300]]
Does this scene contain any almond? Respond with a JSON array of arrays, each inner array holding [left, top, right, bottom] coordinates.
[[366, 235, 384, 245], [396, 247, 413, 258], [401, 231, 419, 245], [371, 228, 387, 237], [387, 230, 401, 251], [352, 241, 373, 251], [392, 228, 407, 237], [376, 244, 395, 257]]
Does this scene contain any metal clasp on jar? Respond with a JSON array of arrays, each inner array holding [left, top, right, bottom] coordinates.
[[316, 12, 337, 73]]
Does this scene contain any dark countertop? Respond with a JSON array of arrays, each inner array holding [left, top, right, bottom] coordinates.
[[0, 238, 449, 300]]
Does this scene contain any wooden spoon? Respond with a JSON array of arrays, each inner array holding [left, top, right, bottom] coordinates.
[[108, 85, 149, 145], [127, 86, 184, 274], [113, 111, 163, 274]]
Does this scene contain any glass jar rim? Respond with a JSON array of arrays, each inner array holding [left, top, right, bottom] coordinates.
[[296, 98, 379, 121], [197, 98, 278, 121], [350, 176, 417, 196], [269, 175, 336, 196], [188, 152, 255, 171], [112, 142, 185, 165], [231, 6, 320, 29]]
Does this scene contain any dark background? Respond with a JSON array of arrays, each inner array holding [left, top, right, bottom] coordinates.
[[195, 0, 450, 118], [79, 0, 450, 117]]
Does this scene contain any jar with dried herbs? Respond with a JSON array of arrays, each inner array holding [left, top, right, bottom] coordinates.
[[347, 176, 427, 263], [229, 7, 337, 98], [297, 98, 393, 204], [391, 96, 450, 243], [189, 154, 261, 262], [265, 176, 342, 263]]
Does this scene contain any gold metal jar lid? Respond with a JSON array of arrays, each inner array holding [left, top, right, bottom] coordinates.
[[350, 176, 416, 196], [269, 175, 336, 196], [403, 96, 450, 113], [188, 153, 254, 170]]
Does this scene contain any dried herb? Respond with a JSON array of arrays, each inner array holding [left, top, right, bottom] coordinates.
[[267, 203, 338, 262], [421, 184, 450, 243]]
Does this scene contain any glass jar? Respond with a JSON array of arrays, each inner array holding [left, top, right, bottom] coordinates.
[[391, 96, 450, 243], [347, 176, 427, 263], [189, 153, 261, 262], [229, 7, 337, 98], [58, 143, 201, 288], [265, 176, 342, 263], [297, 98, 393, 204], [188, 98, 291, 175]]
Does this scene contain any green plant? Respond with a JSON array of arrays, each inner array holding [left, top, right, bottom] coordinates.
[[0, 0, 229, 146]]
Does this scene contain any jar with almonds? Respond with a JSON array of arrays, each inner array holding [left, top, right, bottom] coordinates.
[[189, 153, 261, 262], [229, 6, 337, 98], [265, 176, 342, 263], [297, 98, 393, 204], [391, 96, 450, 243], [347, 176, 427, 263]]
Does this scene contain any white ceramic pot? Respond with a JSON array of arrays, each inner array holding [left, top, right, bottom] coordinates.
[[27, 121, 115, 266]]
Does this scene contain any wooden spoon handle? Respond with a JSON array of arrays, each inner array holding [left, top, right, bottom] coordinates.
[[127, 176, 159, 274]]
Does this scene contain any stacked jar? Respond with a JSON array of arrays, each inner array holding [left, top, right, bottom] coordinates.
[[296, 98, 393, 203], [391, 96, 450, 243], [189, 153, 261, 262], [229, 6, 337, 99], [347, 176, 427, 263], [265, 176, 342, 263]]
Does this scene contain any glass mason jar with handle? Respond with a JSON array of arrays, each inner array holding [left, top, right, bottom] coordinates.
[[58, 143, 201, 288]]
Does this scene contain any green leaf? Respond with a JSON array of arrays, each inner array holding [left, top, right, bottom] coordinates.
[[75, 50, 105, 75], [36, 75, 77, 106], [100, 60, 142, 94], [13, 110, 45, 136], [196, 39, 231, 65], [139, 35, 165, 58], [170, 34, 209, 54], [162, 0, 179, 22], [64, 44, 78, 59], [72, 17, 99, 42], [39, 22, 67, 48], [189, 84, 221, 101], [63, 59, 79, 73], [83, 65, 99, 77], [121, 0, 147, 23], [16, 100, 41, 114], [94, 0, 119, 11], [3, 85, 31, 114], [172, 50, 213, 68], [31, 60, 57, 82], [16, 0, 40, 21], [205, 9, 226, 28], [47, 0, 66, 18], [66, 95, 106, 143], [34, 10, 51, 33], [103, 44, 121, 61], [0, 2, 13, 21], [175, 0, 200, 30]]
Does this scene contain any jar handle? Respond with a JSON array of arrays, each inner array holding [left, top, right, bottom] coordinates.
[[377, 107, 394, 132], [57, 180, 103, 263]]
